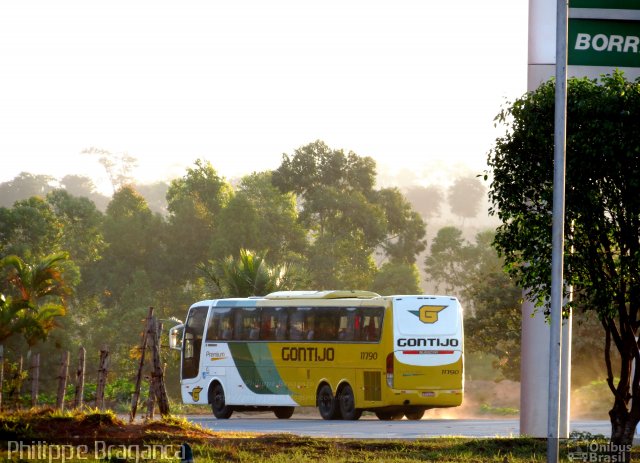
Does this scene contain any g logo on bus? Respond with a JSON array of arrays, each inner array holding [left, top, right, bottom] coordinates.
[[189, 386, 203, 402], [410, 305, 447, 324]]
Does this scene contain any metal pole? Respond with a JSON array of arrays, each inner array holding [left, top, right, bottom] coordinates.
[[548, 0, 568, 461]]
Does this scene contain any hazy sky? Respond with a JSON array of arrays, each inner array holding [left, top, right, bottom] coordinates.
[[1, 1, 528, 193]]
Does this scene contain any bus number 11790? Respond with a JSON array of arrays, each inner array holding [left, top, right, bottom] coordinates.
[[360, 351, 378, 360]]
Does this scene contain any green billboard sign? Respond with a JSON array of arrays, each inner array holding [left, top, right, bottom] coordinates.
[[568, 18, 640, 67], [570, 0, 640, 9]]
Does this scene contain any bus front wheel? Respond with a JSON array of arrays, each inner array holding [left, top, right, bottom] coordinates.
[[337, 384, 362, 420], [273, 407, 295, 419], [210, 383, 233, 419], [317, 384, 341, 420]]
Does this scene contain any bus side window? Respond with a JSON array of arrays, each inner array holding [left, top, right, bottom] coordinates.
[[337, 308, 356, 341], [358, 308, 383, 342], [233, 307, 261, 340], [206, 309, 234, 341], [289, 308, 306, 340], [275, 309, 288, 340], [261, 308, 288, 341]]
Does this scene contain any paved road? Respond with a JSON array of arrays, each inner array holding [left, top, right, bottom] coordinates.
[[187, 415, 611, 439]]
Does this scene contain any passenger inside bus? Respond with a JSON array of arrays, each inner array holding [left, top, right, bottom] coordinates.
[[249, 322, 260, 340]]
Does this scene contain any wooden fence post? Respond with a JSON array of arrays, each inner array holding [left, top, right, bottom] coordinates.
[[95, 346, 109, 410], [74, 347, 86, 409], [130, 307, 153, 422], [8, 356, 24, 409], [30, 353, 40, 407], [150, 316, 170, 416], [56, 351, 70, 410]]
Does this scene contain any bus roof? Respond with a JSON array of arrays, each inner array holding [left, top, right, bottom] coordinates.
[[264, 290, 381, 300]]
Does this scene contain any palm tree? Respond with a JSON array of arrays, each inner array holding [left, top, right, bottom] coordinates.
[[199, 249, 307, 298], [0, 252, 70, 347]]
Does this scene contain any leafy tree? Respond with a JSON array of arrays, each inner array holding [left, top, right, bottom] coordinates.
[[96, 186, 165, 304], [273, 140, 425, 288], [486, 72, 640, 445], [370, 262, 422, 295], [375, 188, 426, 264], [447, 176, 486, 225], [46, 190, 105, 268], [165, 160, 232, 281], [424, 226, 468, 294], [404, 185, 445, 219], [212, 172, 307, 264], [199, 249, 308, 297], [0, 197, 62, 259], [0, 172, 57, 207]]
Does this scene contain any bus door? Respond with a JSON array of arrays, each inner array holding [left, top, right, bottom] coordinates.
[[181, 305, 209, 403], [391, 296, 463, 391]]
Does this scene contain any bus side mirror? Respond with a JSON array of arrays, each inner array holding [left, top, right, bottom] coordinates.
[[169, 324, 185, 351]]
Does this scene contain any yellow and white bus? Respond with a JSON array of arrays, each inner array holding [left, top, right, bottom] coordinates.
[[170, 290, 463, 420]]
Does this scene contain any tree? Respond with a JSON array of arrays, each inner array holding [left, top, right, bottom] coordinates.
[[165, 159, 232, 281], [487, 71, 640, 445], [0, 253, 71, 347], [199, 249, 308, 298], [0, 196, 62, 259], [46, 190, 105, 268], [273, 140, 426, 288], [404, 185, 445, 220], [447, 176, 486, 225], [0, 172, 57, 208], [212, 172, 307, 264], [424, 226, 467, 294], [97, 186, 165, 305], [375, 188, 426, 264], [370, 262, 422, 295]]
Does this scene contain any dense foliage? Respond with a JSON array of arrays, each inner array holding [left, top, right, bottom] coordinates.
[[487, 72, 640, 445]]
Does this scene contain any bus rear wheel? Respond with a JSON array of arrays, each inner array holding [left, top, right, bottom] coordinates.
[[404, 407, 426, 420], [375, 410, 404, 421], [317, 384, 341, 420], [273, 407, 295, 419], [338, 384, 362, 420], [210, 383, 233, 419]]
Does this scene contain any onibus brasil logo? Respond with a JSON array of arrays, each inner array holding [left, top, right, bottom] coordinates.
[[409, 305, 448, 324]]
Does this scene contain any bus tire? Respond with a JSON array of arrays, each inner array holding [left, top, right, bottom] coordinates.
[[210, 383, 233, 419], [404, 407, 426, 420], [375, 410, 404, 421], [273, 407, 295, 419], [337, 384, 362, 420], [317, 384, 341, 420]]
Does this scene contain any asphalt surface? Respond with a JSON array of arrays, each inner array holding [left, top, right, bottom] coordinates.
[[187, 414, 612, 439]]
